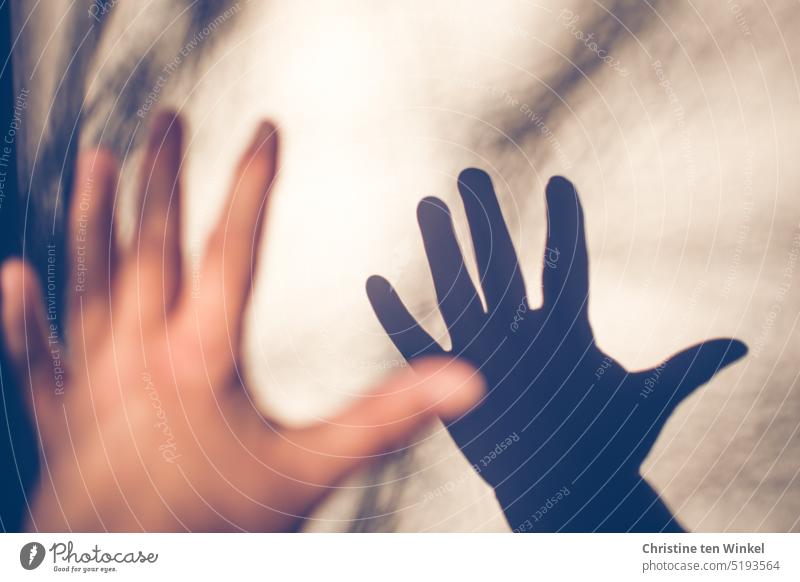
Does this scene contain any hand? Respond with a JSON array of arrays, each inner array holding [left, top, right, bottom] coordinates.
[[0, 112, 484, 532], [367, 168, 747, 532]]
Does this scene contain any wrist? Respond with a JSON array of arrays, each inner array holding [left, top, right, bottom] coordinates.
[[497, 471, 658, 532]]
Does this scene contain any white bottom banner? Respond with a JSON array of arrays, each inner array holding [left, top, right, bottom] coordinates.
[[1, 533, 798, 581]]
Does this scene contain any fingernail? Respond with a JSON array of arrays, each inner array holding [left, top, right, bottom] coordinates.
[[248, 121, 277, 157], [432, 364, 486, 418], [148, 110, 182, 149]]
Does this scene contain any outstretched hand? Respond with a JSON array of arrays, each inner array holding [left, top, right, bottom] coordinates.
[[0, 113, 484, 532], [367, 169, 746, 532]]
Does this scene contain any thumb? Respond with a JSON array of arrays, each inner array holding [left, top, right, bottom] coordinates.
[[279, 357, 485, 487], [642, 338, 747, 411], [1, 259, 64, 429]]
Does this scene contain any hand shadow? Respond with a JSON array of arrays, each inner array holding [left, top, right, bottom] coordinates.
[[366, 169, 747, 532]]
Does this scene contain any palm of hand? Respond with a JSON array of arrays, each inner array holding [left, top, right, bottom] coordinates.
[[368, 169, 746, 531]]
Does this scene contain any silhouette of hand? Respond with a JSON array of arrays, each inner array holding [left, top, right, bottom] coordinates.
[[0, 113, 484, 531], [367, 169, 746, 532]]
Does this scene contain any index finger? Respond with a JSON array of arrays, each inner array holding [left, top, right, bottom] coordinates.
[[199, 122, 279, 345], [457, 168, 526, 318]]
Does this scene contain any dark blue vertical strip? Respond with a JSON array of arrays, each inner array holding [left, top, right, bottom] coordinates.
[[0, 0, 38, 532]]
